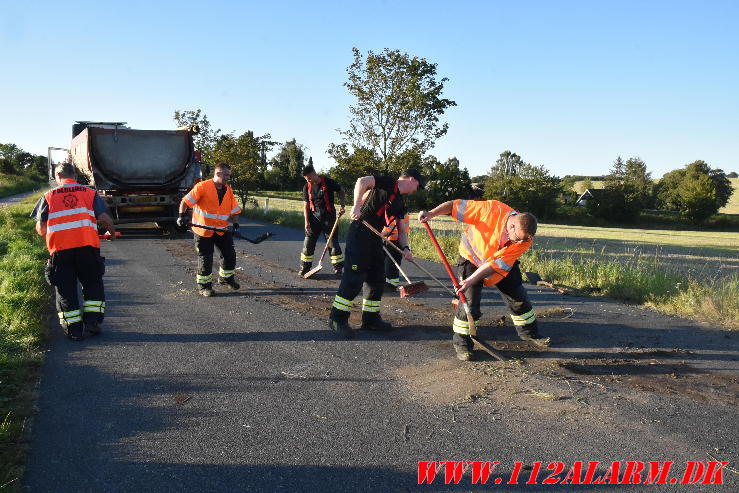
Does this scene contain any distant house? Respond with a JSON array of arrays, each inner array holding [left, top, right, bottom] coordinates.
[[575, 188, 606, 207]]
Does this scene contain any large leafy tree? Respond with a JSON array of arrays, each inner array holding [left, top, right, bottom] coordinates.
[[173, 109, 221, 175], [266, 139, 305, 190], [657, 160, 734, 223], [210, 131, 275, 207], [587, 156, 652, 222], [0, 143, 46, 178], [424, 157, 472, 206], [484, 151, 561, 219], [326, 143, 382, 190], [333, 47, 456, 172]]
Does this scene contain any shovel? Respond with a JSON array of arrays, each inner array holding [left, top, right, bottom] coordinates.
[[381, 245, 428, 297], [303, 211, 344, 279], [189, 223, 273, 244]]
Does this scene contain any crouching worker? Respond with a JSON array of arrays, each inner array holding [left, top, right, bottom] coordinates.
[[32, 161, 116, 341], [418, 199, 548, 361], [328, 169, 423, 338], [177, 163, 242, 297]]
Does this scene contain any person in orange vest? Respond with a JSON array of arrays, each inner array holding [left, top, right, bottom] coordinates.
[[419, 199, 548, 361], [177, 163, 242, 297], [329, 169, 423, 338], [31, 161, 116, 341], [381, 215, 410, 290], [300, 165, 346, 276]]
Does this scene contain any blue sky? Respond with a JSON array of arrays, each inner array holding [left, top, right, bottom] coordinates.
[[2, 0, 737, 178]]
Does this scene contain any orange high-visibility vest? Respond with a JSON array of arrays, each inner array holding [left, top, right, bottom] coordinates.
[[451, 199, 532, 286], [381, 215, 410, 241], [44, 178, 100, 254], [182, 179, 241, 237]]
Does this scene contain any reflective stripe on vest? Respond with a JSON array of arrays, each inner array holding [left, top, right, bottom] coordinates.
[[307, 177, 333, 213], [185, 180, 241, 237], [44, 180, 100, 254], [381, 215, 409, 241]]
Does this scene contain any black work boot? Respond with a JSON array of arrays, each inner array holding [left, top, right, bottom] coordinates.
[[84, 320, 102, 335], [298, 262, 312, 277], [64, 323, 84, 341], [360, 313, 393, 332], [517, 325, 550, 347], [452, 333, 474, 361], [328, 308, 354, 339], [219, 276, 240, 290], [198, 284, 215, 297]]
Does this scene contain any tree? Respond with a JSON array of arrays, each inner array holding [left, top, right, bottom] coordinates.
[[210, 131, 275, 207], [484, 151, 561, 219], [173, 109, 221, 175], [266, 139, 306, 190], [425, 157, 472, 206], [326, 143, 382, 190], [333, 47, 456, 172], [587, 156, 652, 222], [657, 160, 735, 223], [727, 171, 738, 178], [0, 143, 46, 178]]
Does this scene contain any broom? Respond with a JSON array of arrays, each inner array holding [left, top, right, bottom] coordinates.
[[381, 244, 428, 297], [361, 221, 456, 297]]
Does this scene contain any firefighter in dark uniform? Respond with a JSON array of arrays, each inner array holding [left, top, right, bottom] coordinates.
[[299, 165, 346, 276], [328, 169, 423, 338], [32, 161, 116, 341]]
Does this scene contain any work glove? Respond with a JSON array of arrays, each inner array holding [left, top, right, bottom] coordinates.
[[232, 223, 240, 233], [176, 214, 187, 228]]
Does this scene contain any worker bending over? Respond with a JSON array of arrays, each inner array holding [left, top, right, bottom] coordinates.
[[329, 169, 423, 338], [32, 161, 116, 341], [419, 199, 548, 361], [299, 165, 346, 276], [178, 163, 242, 297]]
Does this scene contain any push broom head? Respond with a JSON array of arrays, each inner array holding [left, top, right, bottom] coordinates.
[[399, 281, 429, 298]]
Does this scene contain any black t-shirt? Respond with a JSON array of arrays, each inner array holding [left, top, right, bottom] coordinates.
[[360, 176, 406, 231], [303, 176, 342, 216]]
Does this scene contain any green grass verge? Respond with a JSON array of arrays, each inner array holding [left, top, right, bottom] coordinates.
[[0, 196, 50, 490], [0, 175, 44, 199], [244, 199, 739, 330]]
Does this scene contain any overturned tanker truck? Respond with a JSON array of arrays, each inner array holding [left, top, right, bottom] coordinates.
[[64, 121, 201, 230]]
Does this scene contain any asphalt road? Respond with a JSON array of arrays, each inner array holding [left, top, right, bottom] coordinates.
[[24, 218, 739, 492]]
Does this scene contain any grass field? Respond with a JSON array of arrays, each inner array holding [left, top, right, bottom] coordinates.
[[721, 177, 739, 214], [0, 174, 44, 199], [247, 194, 739, 328], [0, 194, 49, 490]]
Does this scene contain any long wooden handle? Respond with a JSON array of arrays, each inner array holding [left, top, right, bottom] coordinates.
[[381, 245, 412, 284], [317, 211, 344, 262], [361, 220, 456, 297], [422, 221, 477, 337]]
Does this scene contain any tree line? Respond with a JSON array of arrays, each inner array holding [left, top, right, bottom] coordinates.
[[177, 47, 734, 226], [0, 143, 47, 179]]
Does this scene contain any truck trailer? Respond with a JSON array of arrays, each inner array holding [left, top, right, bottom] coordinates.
[[61, 121, 201, 229]]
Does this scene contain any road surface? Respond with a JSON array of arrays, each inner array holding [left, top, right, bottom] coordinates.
[[24, 219, 739, 492]]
